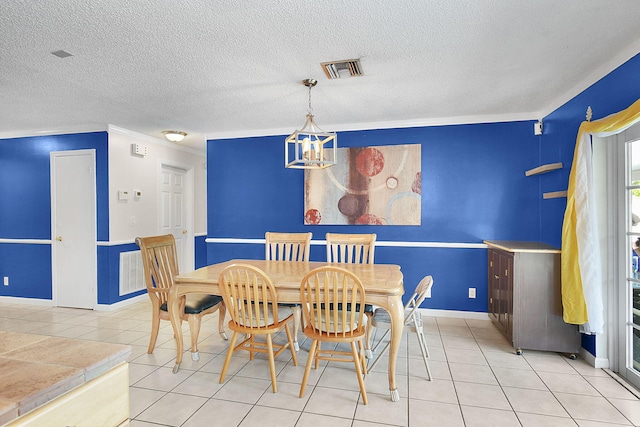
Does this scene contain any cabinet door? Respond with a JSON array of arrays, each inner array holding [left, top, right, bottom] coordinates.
[[499, 252, 513, 339], [488, 249, 513, 341], [488, 250, 500, 322]]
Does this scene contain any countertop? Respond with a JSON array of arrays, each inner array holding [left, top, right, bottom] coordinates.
[[484, 240, 561, 254], [0, 331, 130, 425]]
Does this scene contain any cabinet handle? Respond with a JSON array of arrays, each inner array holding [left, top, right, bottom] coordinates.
[[494, 275, 499, 279]]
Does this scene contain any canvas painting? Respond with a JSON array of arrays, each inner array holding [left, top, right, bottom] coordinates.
[[304, 144, 421, 225]]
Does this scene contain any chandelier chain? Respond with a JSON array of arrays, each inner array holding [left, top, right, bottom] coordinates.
[[307, 84, 313, 115]]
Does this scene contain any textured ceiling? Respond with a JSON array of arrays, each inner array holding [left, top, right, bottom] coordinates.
[[1, 0, 640, 151]]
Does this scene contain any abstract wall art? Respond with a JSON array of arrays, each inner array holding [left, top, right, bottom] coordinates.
[[304, 144, 421, 225]]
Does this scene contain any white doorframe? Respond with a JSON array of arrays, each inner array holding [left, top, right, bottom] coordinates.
[[599, 124, 640, 388], [158, 160, 195, 271], [615, 125, 640, 388], [51, 149, 97, 309]]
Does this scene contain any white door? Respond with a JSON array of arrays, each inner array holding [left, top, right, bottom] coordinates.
[[51, 150, 97, 309], [617, 123, 640, 388], [159, 165, 191, 272]]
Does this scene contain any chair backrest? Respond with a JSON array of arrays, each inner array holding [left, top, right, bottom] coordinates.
[[265, 232, 312, 261], [218, 263, 281, 329], [300, 266, 366, 337], [404, 275, 433, 323], [135, 234, 179, 306], [325, 233, 376, 264]]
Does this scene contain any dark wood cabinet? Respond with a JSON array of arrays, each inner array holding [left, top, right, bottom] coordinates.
[[488, 248, 513, 340], [485, 240, 580, 355]]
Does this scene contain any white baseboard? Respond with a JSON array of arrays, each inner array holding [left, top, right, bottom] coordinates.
[[0, 296, 53, 306], [0, 294, 148, 311], [580, 347, 610, 368], [96, 294, 148, 311], [418, 308, 490, 320]]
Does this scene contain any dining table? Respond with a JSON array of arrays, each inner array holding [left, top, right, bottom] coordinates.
[[169, 259, 405, 402]]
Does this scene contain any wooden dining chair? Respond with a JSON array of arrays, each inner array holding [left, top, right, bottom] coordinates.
[[325, 232, 376, 357], [265, 231, 312, 351], [325, 233, 376, 264], [218, 263, 298, 393], [369, 275, 434, 380], [135, 234, 227, 365], [299, 266, 369, 404]]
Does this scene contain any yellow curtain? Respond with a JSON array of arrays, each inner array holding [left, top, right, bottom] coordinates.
[[562, 98, 640, 333]]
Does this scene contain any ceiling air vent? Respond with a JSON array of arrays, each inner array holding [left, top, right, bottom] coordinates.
[[51, 50, 73, 58], [321, 59, 363, 79]]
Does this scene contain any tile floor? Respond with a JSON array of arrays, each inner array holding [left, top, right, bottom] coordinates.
[[2, 300, 640, 426]]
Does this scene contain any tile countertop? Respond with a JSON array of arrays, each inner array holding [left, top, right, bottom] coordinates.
[[0, 331, 131, 425]]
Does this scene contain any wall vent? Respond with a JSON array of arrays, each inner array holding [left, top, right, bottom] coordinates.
[[321, 59, 363, 79], [51, 50, 73, 58], [119, 250, 145, 295]]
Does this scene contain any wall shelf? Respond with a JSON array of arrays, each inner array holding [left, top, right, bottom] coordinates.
[[543, 191, 568, 199], [525, 162, 563, 177]]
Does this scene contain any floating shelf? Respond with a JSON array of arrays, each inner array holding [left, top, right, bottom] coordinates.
[[525, 162, 563, 177], [543, 190, 568, 199]]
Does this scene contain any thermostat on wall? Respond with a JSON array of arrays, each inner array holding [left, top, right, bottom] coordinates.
[[131, 143, 148, 157]]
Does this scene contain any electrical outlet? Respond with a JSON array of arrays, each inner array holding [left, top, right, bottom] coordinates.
[[3, 276, 8, 286], [468, 287, 476, 298]]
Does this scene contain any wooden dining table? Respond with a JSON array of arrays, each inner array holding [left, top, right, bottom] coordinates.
[[169, 259, 405, 401]]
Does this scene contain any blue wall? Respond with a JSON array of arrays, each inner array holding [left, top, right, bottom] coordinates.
[[0, 131, 208, 305], [2, 52, 639, 318], [206, 52, 640, 319], [207, 120, 541, 311], [0, 132, 110, 300], [540, 52, 640, 354]]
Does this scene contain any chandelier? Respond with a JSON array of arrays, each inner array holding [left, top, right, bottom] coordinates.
[[285, 79, 337, 169]]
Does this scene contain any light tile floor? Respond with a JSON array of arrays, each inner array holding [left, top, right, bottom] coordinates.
[[2, 300, 640, 426]]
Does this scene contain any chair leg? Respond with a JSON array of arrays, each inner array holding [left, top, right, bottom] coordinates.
[[292, 306, 301, 351], [284, 323, 298, 366], [219, 331, 239, 384], [218, 303, 228, 340], [367, 339, 391, 372], [187, 314, 202, 361], [299, 339, 318, 398], [249, 334, 255, 360], [266, 333, 278, 393], [351, 342, 368, 405], [315, 342, 321, 369], [416, 324, 430, 357], [358, 340, 367, 375], [416, 331, 432, 380], [364, 312, 373, 358], [148, 312, 161, 354]]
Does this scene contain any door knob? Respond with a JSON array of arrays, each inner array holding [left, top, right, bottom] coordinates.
[[55, 236, 63, 242]]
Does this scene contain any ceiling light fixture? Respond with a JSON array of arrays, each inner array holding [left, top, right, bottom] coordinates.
[[285, 79, 336, 169], [162, 131, 187, 142]]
